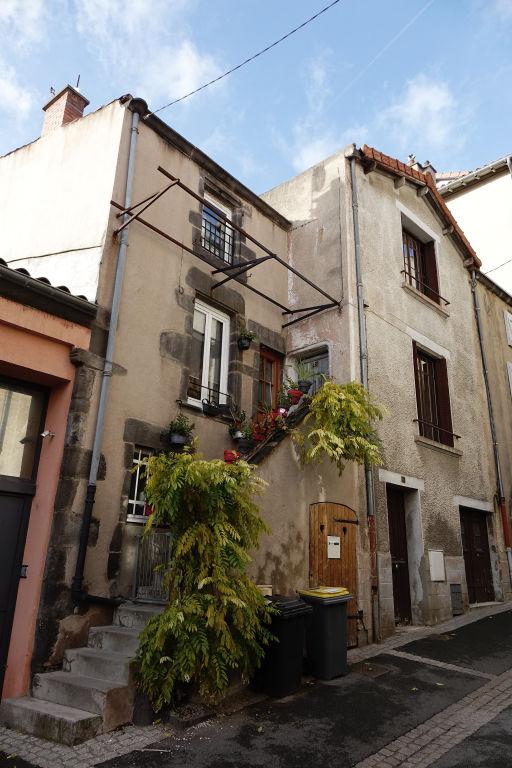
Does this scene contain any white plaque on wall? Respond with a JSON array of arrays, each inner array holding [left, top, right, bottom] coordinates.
[[428, 549, 446, 582]]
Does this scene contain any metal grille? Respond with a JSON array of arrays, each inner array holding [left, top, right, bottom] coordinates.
[[201, 204, 234, 263], [133, 530, 172, 603]]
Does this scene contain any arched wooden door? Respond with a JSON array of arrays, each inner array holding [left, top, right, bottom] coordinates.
[[309, 502, 359, 647]]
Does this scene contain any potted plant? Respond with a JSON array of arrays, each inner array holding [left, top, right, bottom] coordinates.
[[287, 388, 303, 406], [292, 360, 314, 394], [238, 423, 256, 453], [224, 449, 240, 464], [202, 399, 221, 417], [165, 413, 194, 447], [237, 328, 257, 351], [229, 410, 247, 441]]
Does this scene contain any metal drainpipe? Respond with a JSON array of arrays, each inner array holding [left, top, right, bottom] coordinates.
[[471, 269, 512, 581], [72, 98, 147, 600], [349, 152, 380, 642]]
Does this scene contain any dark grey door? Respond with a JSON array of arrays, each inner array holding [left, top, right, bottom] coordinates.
[[0, 377, 47, 697]]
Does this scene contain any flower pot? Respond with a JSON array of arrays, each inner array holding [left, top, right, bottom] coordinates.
[[237, 337, 252, 351], [298, 380, 311, 394], [218, 403, 232, 417], [287, 388, 302, 405], [238, 437, 256, 453], [232, 430, 244, 441], [202, 400, 220, 417], [169, 433, 187, 446], [224, 449, 239, 464]]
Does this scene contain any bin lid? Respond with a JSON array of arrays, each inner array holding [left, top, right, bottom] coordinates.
[[298, 586, 351, 600], [266, 594, 312, 618]]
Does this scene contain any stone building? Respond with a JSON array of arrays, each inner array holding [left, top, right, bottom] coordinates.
[[263, 144, 512, 637]]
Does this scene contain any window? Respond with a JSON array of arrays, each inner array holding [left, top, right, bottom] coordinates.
[[258, 347, 283, 410], [298, 348, 329, 394], [187, 299, 230, 406], [504, 311, 512, 347], [201, 194, 234, 263], [412, 342, 454, 447], [0, 378, 47, 480], [402, 230, 440, 304], [127, 446, 153, 522]]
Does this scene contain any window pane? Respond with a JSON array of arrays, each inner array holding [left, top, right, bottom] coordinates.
[[208, 317, 223, 403], [0, 384, 45, 479], [187, 309, 206, 401]]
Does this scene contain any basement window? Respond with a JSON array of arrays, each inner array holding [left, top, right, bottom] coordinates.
[[127, 446, 153, 522], [201, 194, 234, 264]]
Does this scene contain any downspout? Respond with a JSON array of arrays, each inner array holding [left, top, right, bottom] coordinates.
[[348, 150, 380, 642], [71, 98, 148, 602], [471, 269, 512, 582]]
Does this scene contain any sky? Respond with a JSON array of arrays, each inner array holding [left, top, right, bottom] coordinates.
[[1, 0, 511, 193]]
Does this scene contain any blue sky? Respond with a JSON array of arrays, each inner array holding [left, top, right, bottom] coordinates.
[[1, 0, 511, 192]]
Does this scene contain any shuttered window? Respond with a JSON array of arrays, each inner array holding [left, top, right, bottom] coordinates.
[[412, 342, 454, 447], [402, 230, 440, 304]]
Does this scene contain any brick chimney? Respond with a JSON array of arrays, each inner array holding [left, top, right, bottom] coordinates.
[[42, 85, 89, 136]]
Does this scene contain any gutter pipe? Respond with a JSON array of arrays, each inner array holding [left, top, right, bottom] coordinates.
[[72, 98, 147, 601], [471, 270, 512, 580], [348, 150, 380, 642]]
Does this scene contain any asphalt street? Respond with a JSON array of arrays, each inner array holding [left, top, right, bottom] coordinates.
[[2, 609, 511, 767]]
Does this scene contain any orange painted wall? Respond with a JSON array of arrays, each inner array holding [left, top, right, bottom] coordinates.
[[0, 296, 91, 698]]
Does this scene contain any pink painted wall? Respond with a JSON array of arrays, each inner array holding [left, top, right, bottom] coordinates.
[[0, 297, 91, 699]]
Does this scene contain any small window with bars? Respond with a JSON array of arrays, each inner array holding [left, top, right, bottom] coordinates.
[[127, 446, 153, 522], [402, 229, 442, 305], [412, 342, 455, 447], [201, 194, 234, 263]]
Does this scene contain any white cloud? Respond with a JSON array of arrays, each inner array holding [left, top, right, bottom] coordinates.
[[74, 0, 221, 108], [489, 0, 512, 21], [379, 74, 463, 153], [0, 56, 34, 120], [0, 0, 46, 52], [278, 55, 367, 173]]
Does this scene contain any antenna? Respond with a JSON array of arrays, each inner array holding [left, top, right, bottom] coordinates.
[[76, 74, 81, 90]]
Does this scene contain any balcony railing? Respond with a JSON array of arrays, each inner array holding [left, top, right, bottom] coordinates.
[[401, 269, 450, 307]]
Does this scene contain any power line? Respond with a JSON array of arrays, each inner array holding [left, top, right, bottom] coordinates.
[[144, 0, 342, 120], [484, 257, 512, 275]]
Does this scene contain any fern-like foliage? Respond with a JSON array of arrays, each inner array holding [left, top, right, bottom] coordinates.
[[134, 452, 274, 711], [293, 380, 384, 474]]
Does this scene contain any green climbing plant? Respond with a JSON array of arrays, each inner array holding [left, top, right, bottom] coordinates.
[[134, 451, 274, 711], [293, 379, 384, 474]]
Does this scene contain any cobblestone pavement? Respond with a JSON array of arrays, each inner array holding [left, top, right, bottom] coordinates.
[[0, 600, 510, 768]]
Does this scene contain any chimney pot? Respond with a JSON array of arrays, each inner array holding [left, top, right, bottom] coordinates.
[[42, 85, 89, 136]]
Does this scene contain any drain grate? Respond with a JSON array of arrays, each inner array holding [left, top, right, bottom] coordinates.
[[350, 661, 391, 678]]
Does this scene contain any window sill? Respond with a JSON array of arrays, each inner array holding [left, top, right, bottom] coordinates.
[[402, 282, 450, 318], [414, 435, 462, 457]]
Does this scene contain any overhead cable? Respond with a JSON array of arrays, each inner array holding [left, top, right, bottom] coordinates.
[[144, 0, 342, 119]]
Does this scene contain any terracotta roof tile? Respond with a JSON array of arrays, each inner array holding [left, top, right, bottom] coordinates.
[[360, 145, 481, 268]]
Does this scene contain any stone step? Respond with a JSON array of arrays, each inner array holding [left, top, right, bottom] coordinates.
[[32, 671, 134, 732], [88, 625, 141, 655], [113, 602, 162, 630], [0, 696, 102, 746], [63, 647, 133, 684]]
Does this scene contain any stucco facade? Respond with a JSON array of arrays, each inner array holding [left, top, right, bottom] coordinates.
[[0, 267, 95, 698], [264, 146, 511, 636]]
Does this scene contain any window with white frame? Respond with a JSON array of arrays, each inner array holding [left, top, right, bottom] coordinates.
[[504, 311, 512, 347], [127, 446, 153, 522], [201, 193, 234, 264], [187, 299, 230, 406]]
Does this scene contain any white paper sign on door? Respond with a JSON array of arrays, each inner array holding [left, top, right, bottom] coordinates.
[[327, 535, 341, 559]]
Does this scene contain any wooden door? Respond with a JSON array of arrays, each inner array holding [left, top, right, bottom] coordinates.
[[460, 508, 494, 604], [309, 502, 358, 647], [386, 486, 412, 624]]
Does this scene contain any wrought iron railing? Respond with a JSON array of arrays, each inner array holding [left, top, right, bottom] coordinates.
[[400, 269, 450, 306], [201, 204, 234, 263], [132, 530, 172, 603]]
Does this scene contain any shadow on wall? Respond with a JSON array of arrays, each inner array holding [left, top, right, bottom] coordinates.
[[255, 523, 305, 594]]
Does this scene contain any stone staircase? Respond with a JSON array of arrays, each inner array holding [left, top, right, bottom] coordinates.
[[0, 602, 161, 746]]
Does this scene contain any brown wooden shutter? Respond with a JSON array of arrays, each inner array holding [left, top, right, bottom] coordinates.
[[423, 242, 440, 304], [412, 341, 423, 429], [435, 358, 453, 446]]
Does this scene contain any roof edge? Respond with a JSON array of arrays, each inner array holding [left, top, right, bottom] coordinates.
[[129, 101, 291, 231], [478, 271, 512, 308], [439, 155, 511, 196]]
